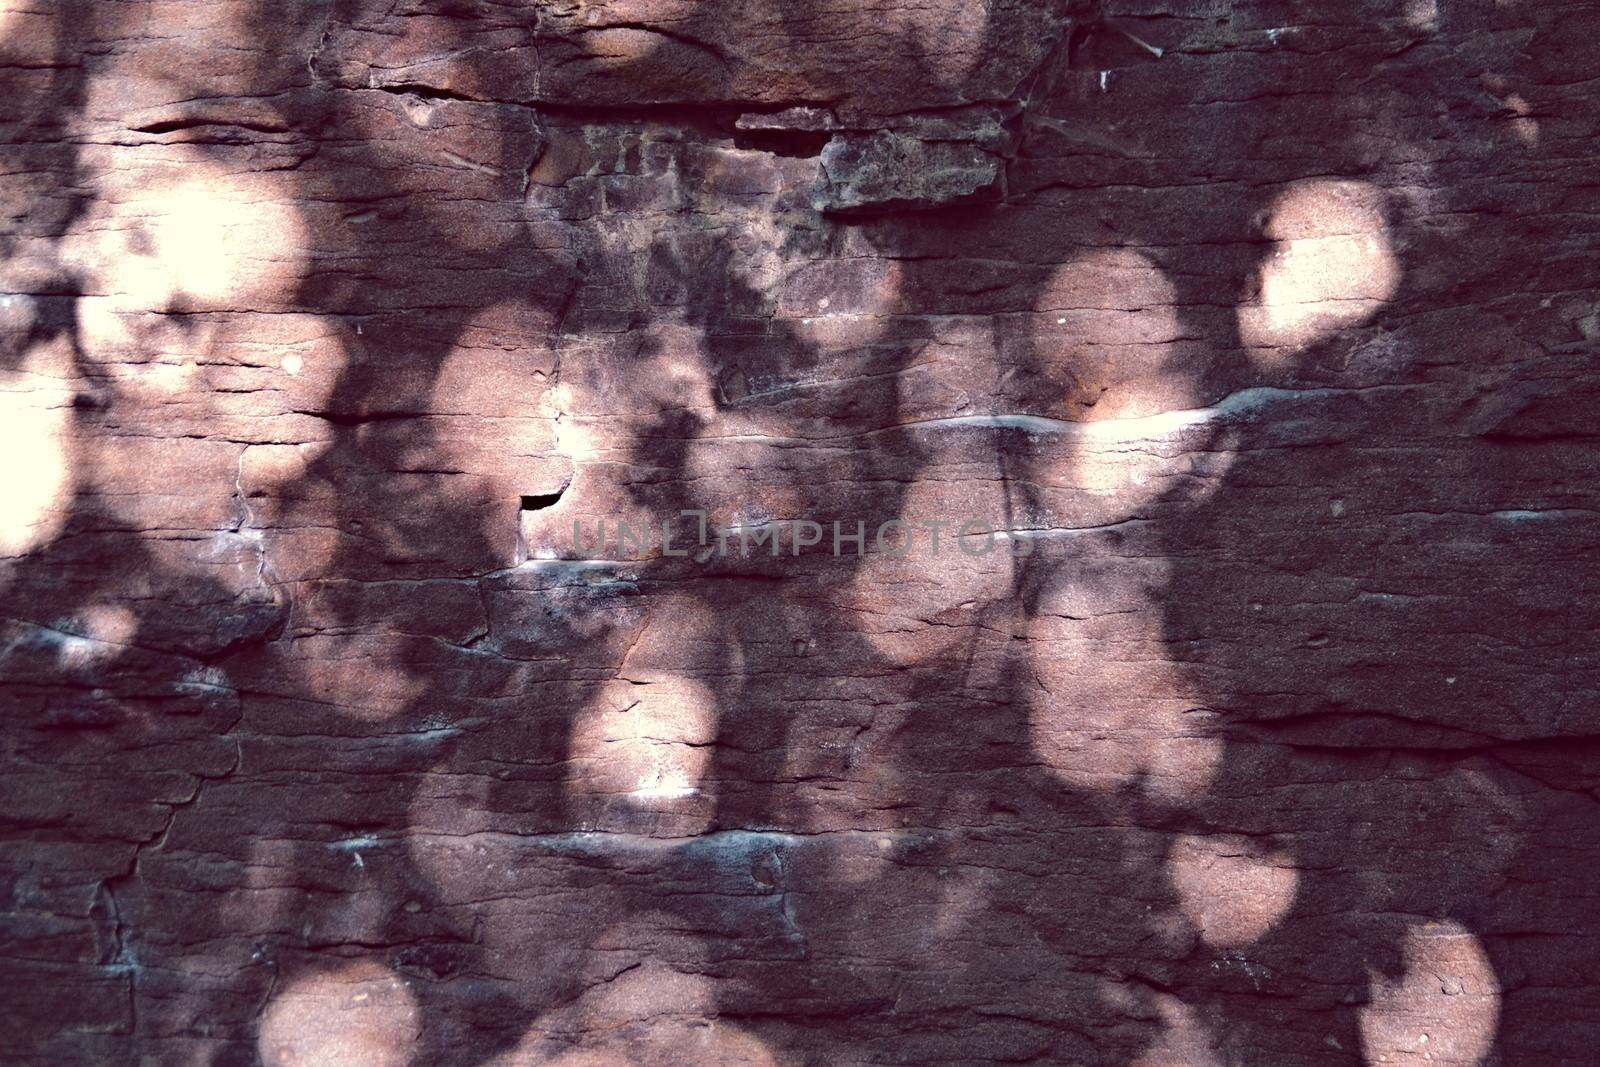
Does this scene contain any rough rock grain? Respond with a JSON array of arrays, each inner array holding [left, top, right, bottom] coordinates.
[[2, 1, 1599, 1065]]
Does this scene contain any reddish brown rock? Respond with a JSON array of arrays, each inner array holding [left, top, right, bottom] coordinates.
[[3, 1, 1599, 1065]]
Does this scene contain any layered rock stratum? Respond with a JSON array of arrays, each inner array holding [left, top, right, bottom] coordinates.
[[3, 1, 1598, 1063]]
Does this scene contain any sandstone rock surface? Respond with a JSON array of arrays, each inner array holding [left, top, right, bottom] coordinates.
[[3, 1, 1599, 1064]]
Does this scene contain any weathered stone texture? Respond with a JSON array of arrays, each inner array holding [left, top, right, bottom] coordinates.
[[3, 0, 1599, 1064]]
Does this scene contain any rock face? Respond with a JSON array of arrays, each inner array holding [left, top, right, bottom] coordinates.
[[2, 1, 1598, 1064], [813, 113, 1013, 214]]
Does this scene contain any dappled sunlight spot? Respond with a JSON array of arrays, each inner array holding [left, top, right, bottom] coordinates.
[[491, 956, 785, 1066], [548, 323, 720, 473], [1026, 607, 1222, 798], [606, 597, 733, 684], [884, 0, 989, 81], [51, 604, 139, 669], [1034, 249, 1186, 420], [1360, 921, 1500, 1066], [549, 381, 605, 467], [80, 150, 308, 312], [1126, 993, 1225, 1067], [742, 215, 898, 345], [1167, 834, 1299, 948], [569, 957, 715, 1030], [633, 322, 720, 414], [1030, 695, 1223, 800], [1028, 700, 1146, 791], [1238, 179, 1400, 361], [63, 413, 242, 528], [0, 0, 54, 59], [78, 603, 138, 646], [883, 316, 998, 421], [238, 444, 315, 499], [528, 1053, 632, 1067], [79, 307, 351, 417], [289, 637, 428, 722], [230, 313, 355, 411], [71, 302, 245, 403], [1501, 92, 1540, 146], [258, 962, 419, 1067], [1059, 407, 1209, 506], [404, 762, 599, 932], [431, 301, 559, 418], [233, 313, 353, 409], [430, 303, 564, 566], [406, 756, 494, 904], [131, 359, 200, 396], [1139, 719, 1226, 801], [81, 8, 270, 110], [846, 473, 1022, 666], [0, 345, 73, 557], [266, 324, 347, 409], [566, 676, 717, 819], [234, 438, 344, 582], [1472, 77, 1536, 147], [1032, 249, 1207, 512], [1403, 0, 1440, 32], [781, 257, 905, 333]]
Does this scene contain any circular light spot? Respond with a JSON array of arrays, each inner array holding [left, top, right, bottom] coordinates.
[[258, 962, 419, 1067], [1168, 833, 1299, 947], [0, 347, 72, 557], [86, 152, 308, 312], [1032, 249, 1205, 511], [1360, 921, 1500, 1066], [566, 676, 717, 809], [1238, 180, 1400, 361]]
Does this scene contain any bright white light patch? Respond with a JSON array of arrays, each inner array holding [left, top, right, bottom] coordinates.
[[0, 346, 72, 557], [1239, 180, 1400, 361]]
